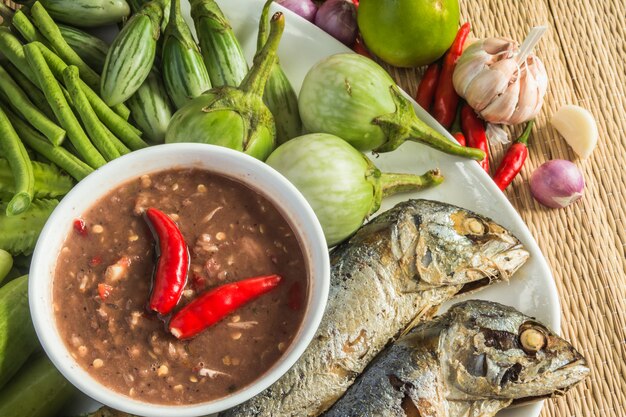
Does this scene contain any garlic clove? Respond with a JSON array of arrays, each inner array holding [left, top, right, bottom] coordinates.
[[508, 67, 540, 125], [481, 37, 517, 55], [551, 105, 598, 159], [465, 58, 519, 111], [453, 46, 494, 97], [480, 74, 520, 124]]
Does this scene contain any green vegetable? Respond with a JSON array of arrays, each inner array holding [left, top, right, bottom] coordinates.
[[2, 61, 56, 121], [0, 65, 65, 146], [0, 107, 34, 216], [127, 68, 173, 143], [11, 9, 49, 45], [0, 250, 12, 285], [0, 159, 73, 199], [257, 0, 301, 144], [358, 0, 459, 67], [0, 354, 75, 417], [101, 1, 162, 106], [30, 1, 101, 93], [58, 24, 109, 73], [35, 43, 145, 149], [0, 275, 39, 391], [24, 43, 106, 168], [298, 53, 485, 160], [190, 0, 248, 88], [0, 199, 58, 255], [162, 0, 211, 109], [1, 105, 93, 181], [165, 12, 284, 160], [13, 0, 130, 28], [266, 133, 444, 246], [129, 0, 171, 32], [63, 65, 121, 161]]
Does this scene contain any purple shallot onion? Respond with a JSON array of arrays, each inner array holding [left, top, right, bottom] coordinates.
[[530, 160, 584, 209], [314, 0, 358, 46], [276, 0, 318, 22]]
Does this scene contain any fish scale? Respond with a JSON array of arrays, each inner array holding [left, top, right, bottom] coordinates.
[[221, 199, 530, 417]]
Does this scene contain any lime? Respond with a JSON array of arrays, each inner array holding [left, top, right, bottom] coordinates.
[[357, 0, 460, 67]]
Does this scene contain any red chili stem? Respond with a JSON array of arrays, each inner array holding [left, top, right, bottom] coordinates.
[[415, 62, 440, 112], [493, 120, 534, 190], [432, 23, 471, 129], [169, 275, 282, 340], [144, 208, 190, 316], [461, 104, 490, 172]]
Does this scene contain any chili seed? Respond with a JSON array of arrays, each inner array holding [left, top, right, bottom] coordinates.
[[169, 213, 180, 221], [231, 332, 242, 340], [278, 342, 286, 352], [129, 388, 136, 397], [174, 384, 184, 391], [140, 175, 151, 188], [78, 346, 88, 357], [172, 183, 179, 191], [216, 232, 226, 241], [190, 375, 198, 383], [231, 315, 241, 323], [197, 184, 207, 192], [157, 365, 169, 377], [222, 355, 232, 366], [92, 224, 104, 234], [128, 234, 139, 242], [92, 359, 104, 368]]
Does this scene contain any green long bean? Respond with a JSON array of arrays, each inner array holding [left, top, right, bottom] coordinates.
[[0, 64, 66, 146], [35, 43, 147, 150], [3, 61, 56, 121], [24, 43, 106, 169], [0, 106, 34, 215], [2, 105, 93, 181], [11, 9, 49, 45], [0, 158, 73, 199], [63, 66, 121, 161], [30, 2, 101, 93]]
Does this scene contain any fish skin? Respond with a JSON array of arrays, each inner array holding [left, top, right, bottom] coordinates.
[[221, 200, 529, 417], [324, 300, 589, 417]]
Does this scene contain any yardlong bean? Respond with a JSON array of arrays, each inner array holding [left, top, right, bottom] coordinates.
[[3, 61, 56, 121], [24, 43, 106, 169], [0, 64, 65, 146], [11, 9, 49, 45], [0, 106, 34, 215]]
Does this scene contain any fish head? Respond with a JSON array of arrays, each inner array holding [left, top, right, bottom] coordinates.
[[413, 201, 529, 291], [440, 300, 589, 402]]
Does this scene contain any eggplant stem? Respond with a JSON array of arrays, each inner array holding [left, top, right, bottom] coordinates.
[[240, 12, 284, 97], [380, 169, 444, 197], [256, 0, 273, 50]]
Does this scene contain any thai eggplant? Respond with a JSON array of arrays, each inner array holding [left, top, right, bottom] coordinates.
[[258, 0, 302, 144], [11, 0, 130, 28], [165, 12, 285, 161], [127, 68, 173, 143], [162, 0, 211, 109], [101, 1, 162, 106], [0, 250, 11, 285], [58, 24, 109, 73], [298, 53, 485, 160], [190, 0, 248, 88], [266, 133, 443, 246]]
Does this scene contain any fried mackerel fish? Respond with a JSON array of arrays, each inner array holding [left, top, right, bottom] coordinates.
[[222, 199, 529, 416], [325, 300, 590, 417]]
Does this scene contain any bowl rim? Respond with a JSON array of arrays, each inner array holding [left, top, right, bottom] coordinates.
[[29, 143, 331, 417]]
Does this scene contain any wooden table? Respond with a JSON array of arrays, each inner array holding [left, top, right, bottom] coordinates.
[[387, 1, 625, 416]]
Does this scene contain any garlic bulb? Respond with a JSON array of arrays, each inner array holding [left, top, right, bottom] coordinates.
[[453, 28, 548, 125]]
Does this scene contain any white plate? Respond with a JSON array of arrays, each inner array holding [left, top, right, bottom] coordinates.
[[67, 1, 559, 415]]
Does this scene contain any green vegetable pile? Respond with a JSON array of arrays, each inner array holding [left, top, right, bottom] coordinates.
[[0, 0, 487, 414]]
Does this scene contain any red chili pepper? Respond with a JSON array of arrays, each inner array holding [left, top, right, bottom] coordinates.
[[169, 275, 282, 340], [89, 256, 103, 267], [144, 208, 190, 316], [432, 23, 471, 129], [352, 35, 372, 59], [493, 120, 534, 190], [98, 283, 113, 301], [73, 218, 88, 236], [452, 132, 466, 147], [351, 0, 359, 7], [415, 63, 440, 112], [461, 104, 490, 172]]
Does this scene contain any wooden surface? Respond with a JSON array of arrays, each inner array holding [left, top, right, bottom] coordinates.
[[387, 0, 625, 416]]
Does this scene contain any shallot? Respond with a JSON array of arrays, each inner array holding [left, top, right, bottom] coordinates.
[[530, 160, 584, 209], [276, 0, 317, 22], [314, 0, 357, 46]]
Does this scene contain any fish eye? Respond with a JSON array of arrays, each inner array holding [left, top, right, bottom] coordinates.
[[519, 322, 547, 354], [464, 218, 485, 235]]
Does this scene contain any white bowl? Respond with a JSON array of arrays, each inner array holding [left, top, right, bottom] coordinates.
[[29, 144, 331, 417]]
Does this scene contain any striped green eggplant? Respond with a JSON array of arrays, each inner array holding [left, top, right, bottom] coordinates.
[[257, 0, 301, 144], [12, 0, 130, 27], [58, 24, 108, 73], [127, 68, 173, 143], [162, 0, 211, 109], [128, 0, 170, 32], [166, 12, 285, 161], [190, 0, 248, 88], [101, 1, 162, 106]]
